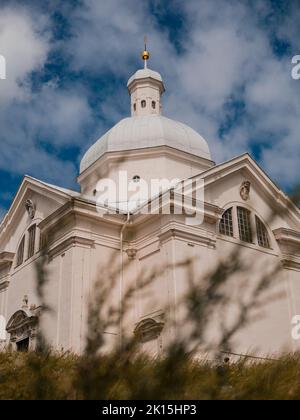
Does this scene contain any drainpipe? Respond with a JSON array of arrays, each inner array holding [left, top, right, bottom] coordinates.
[[119, 212, 131, 351]]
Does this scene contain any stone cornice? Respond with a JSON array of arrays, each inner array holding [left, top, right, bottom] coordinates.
[[0, 280, 9, 291], [48, 236, 95, 260], [158, 223, 216, 248], [39, 199, 126, 235], [38, 201, 72, 231], [126, 194, 223, 228], [280, 254, 300, 272], [273, 228, 300, 246], [127, 76, 165, 94], [93, 234, 121, 250], [0, 251, 15, 260], [78, 145, 214, 182], [0, 251, 15, 266], [203, 202, 224, 223]]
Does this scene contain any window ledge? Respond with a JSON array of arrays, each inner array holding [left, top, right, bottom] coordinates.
[[217, 234, 277, 256]]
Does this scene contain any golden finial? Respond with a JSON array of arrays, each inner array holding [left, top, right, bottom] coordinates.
[[141, 36, 150, 67]]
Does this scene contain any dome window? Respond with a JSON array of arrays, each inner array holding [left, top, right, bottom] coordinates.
[[141, 100, 146, 108], [152, 101, 156, 109], [133, 175, 141, 183], [133, 103, 136, 112]]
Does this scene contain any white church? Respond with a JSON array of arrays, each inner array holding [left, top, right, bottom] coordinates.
[[0, 48, 299, 357]]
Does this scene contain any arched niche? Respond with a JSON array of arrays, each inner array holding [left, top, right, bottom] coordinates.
[[6, 309, 39, 352], [134, 318, 164, 344]]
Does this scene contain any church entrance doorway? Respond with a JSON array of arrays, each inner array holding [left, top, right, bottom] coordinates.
[[6, 309, 39, 352], [16, 337, 30, 352]]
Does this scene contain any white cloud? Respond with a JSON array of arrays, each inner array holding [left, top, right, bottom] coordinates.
[[0, 6, 92, 187], [68, 0, 172, 77], [67, 0, 300, 188], [25, 85, 93, 147], [0, 7, 49, 102], [164, 1, 300, 186], [0, 0, 299, 196]]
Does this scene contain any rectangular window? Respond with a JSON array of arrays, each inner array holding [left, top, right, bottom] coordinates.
[[237, 207, 253, 243], [27, 225, 36, 259], [16, 236, 25, 267]]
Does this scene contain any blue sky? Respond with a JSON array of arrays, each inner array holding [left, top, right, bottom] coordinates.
[[0, 0, 299, 219]]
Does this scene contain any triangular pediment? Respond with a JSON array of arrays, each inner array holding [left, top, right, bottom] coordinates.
[[0, 176, 79, 247], [198, 153, 300, 226]]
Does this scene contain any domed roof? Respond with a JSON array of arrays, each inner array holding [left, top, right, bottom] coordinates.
[[127, 68, 163, 86], [80, 115, 212, 173]]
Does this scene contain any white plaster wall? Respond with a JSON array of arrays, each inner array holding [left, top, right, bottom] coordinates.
[[80, 152, 211, 198]]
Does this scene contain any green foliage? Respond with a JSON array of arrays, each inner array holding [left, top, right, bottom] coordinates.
[[1, 351, 300, 400], [0, 351, 77, 400]]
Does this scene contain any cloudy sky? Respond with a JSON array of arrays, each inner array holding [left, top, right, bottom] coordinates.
[[0, 0, 299, 220]]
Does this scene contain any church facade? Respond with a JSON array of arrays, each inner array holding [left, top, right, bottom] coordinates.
[[0, 52, 300, 357]]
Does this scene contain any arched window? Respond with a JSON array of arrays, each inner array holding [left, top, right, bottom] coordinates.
[[27, 224, 36, 259], [132, 175, 141, 183], [256, 216, 270, 248], [133, 103, 136, 112], [134, 318, 164, 343], [219, 208, 233, 237], [237, 207, 253, 243], [152, 101, 156, 109], [16, 236, 25, 267], [219, 205, 273, 249], [141, 100, 146, 108]]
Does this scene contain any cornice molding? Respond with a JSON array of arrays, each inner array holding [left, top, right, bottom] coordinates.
[[158, 223, 216, 248], [78, 144, 214, 182], [0, 251, 15, 264], [48, 236, 95, 260], [273, 228, 300, 246], [39, 199, 127, 236], [280, 254, 300, 272], [0, 280, 9, 291]]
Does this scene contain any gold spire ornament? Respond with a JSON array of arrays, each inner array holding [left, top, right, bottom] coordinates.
[[141, 36, 150, 68]]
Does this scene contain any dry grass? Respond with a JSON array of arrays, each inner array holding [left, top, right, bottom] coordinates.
[[1, 351, 300, 400]]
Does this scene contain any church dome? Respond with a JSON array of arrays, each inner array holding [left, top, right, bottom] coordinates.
[[80, 115, 211, 173], [80, 46, 212, 174]]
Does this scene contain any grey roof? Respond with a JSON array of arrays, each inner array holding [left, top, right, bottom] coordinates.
[[80, 115, 212, 173]]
